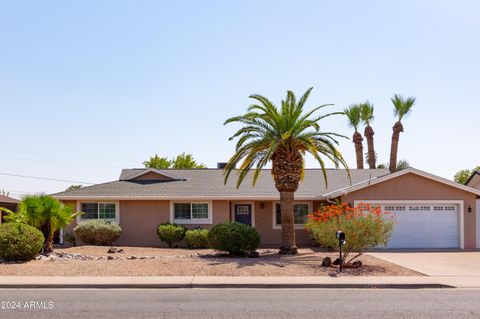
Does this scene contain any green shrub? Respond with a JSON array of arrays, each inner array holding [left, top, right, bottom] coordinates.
[[157, 223, 186, 248], [185, 228, 209, 248], [74, 220, 122, 246], [207, 222, 260, 255], [0, 223, 44, 261], [305, 203, 394, 265]]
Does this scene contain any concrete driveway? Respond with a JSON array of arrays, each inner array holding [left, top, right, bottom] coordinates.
[[368, 251, 480, 276]]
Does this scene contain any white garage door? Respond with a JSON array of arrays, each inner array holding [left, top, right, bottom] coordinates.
[[381, 204, 459, 249]]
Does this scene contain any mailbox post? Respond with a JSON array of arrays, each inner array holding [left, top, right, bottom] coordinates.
[[336, 230, 346, 272]]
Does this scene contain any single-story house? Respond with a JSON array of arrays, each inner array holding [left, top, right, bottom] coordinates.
[[0, 195, 19, 223], [465, 170, 480, 248], [52, 166, 480, 249]]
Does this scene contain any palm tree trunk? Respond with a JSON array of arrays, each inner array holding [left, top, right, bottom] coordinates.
[[353, 132, 364, 169], [364, 125, 376, 169], [389, 121, 403, 173], [44, 222, 54, 253], [279, 191, 297, 254]]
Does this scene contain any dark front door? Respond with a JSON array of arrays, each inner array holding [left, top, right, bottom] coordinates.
[[234, 204, 252, 226]]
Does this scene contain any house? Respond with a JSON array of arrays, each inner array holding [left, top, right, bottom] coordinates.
[[465, 170, 480, 248], [0, 195, 19, 223], [52, 166, 480, 249]]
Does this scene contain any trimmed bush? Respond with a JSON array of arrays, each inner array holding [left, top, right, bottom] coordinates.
[[74, 220, 122, 246], [157, 223, 186, 248], [207, 222, 260, 255], [0, 223, 44, 261], [185, 228, 209, 248]]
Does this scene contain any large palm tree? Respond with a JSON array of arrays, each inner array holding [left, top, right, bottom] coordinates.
[[360, 102, 376, 169], [344, 105, 364, 169], [224, 87, 349, 254], [389, 94, 416, 173], [3, 195, 81, 253]]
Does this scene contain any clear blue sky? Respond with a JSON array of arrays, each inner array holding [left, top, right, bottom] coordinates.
[[1, 0, 479, 198]]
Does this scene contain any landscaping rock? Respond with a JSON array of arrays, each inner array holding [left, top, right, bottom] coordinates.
[[107, 247, 118, 253], [116, 249, 125, 253], [246, 251, 259, 258], [352, 260, 363, 268], [127, 256, 137, 260], [107, 256, 114, 260], [332, 258, 341, 266], [321, 257, 332, 267]]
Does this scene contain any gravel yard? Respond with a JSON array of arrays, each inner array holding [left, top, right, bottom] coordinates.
[[0, 246, 420, 276]]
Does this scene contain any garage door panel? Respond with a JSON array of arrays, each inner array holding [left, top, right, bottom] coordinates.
[[383, 204, 459, 249]]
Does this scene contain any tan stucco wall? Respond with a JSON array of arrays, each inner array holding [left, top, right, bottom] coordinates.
[[61, 199, 314, 247], [117, 200, 170, 246], [251, 201, 312, 246], [341, 172, 478, 249]]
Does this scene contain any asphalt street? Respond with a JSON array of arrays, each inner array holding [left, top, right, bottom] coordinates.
[[1, 288, 480, 319]]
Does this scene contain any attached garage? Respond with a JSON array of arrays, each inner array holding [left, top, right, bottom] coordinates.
[[331, 168, 480, 249], [354, 201, 461, 249]]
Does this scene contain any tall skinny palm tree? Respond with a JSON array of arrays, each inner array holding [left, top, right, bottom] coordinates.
[[389, 94, 416, 173], [360, 102, 376, 169], [344, 105, 364, 169], [224, 87, 349, 254]]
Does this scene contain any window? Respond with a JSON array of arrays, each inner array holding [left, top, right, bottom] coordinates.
[[174, 203, 209, 220], [275, 203, 309, 226], [81, 203, 116, 220]]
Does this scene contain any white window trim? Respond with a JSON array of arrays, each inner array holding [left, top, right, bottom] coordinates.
[[272, 201, 312, 230], [170, 200, 213, 224], [76, 201, 120, 224], [353, 200, 465, 249], [231, 201, 255, 227]]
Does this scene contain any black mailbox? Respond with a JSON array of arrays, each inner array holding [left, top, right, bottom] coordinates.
[[336, 230, 346, 245], [336, 230, 346, 272]]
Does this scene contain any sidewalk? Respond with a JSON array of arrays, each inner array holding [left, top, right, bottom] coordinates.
[[1, 275, 478, 289]]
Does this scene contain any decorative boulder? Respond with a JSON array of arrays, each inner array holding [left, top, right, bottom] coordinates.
[[321, 257, 332, 267]]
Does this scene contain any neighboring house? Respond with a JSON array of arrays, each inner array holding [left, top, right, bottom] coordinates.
[[0, 195, 19, 223], [52, 166, 480, 249], [465, 170, 480, 248]]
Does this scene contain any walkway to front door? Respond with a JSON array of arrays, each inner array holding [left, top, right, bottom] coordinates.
[[234, 204, 252, 226]]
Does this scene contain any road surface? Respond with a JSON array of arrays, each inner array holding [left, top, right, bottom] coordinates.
[[1, 288, 480, 318]]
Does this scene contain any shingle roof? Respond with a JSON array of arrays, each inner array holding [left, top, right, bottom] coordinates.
[[0, 195, 20, 204], [52, 168, 390, 200]]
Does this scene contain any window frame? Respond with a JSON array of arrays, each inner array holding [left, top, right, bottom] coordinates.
[[76, 201, 120, 224], [272, 201, 312, 229], [170, 200, 213, 224]]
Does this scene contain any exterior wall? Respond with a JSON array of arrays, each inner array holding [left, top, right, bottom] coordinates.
[[252, 201, 312, 246], [341, 173, 478, 249], [60, 199, 314, 247], [117, 200, 170, 246]]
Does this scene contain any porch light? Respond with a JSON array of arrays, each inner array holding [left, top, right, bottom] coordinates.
[[468, 205, 472, 213], [260, 202, 265, 209]]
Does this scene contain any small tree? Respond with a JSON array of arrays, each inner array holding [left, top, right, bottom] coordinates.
[[305, 203, 394, 266], [65, 185, 83, 191], [144, 153, 206, 169], [3, 195, 82, 253], [144, 154, 172, 169], [454, 166, 480, 184]]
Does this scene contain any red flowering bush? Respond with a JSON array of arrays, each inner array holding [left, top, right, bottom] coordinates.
[[305, 203, 394, 266]]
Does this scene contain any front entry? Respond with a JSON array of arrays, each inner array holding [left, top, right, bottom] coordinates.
[[234, 204, 252, 226]]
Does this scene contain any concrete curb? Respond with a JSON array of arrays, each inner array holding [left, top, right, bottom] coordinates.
[[0, 284, 453, 289], [0, 276, 457, 289]]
